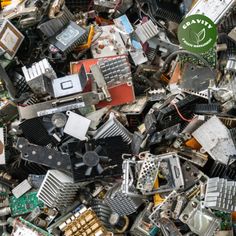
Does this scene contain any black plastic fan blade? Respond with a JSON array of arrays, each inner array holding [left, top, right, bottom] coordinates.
[[75, 162, 85, 168], [85, 167, 93, 176], [96, 163, 104, 174]]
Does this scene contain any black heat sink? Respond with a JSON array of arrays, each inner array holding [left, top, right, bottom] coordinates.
[[207, 161, 236, 181], [154, 95, 205, 131], [194, 103, 221, 115], [218, 9, 236, 34], [9, 160, 48, 181], [65, 0, 91, 12], [138, 0, 184, 23], [19, 117, 54, 146]]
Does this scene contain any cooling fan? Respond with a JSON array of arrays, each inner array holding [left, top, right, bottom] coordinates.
[[68, 136, 130, 182], [74, 144, 110, 176]]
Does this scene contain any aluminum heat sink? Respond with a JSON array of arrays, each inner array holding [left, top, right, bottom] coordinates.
[[135, 20, 159, 43], [37, 170, 79, 210], [104, 183, 143, 216], [98, 56, 132, 86], [93, 113, 133, 143]]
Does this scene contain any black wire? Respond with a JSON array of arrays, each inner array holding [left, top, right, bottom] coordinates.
[[161, 50, 215, 74]]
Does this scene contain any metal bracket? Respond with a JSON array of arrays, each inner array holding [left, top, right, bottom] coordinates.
[[18, 91, 104, 120], [16, 137, 71, 173]]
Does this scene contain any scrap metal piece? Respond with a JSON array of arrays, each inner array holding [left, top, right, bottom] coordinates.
[[154, 94, 201, 131], [37, 170, 79, 210], [28, 175, 45, 189], [149, 191, 179, 225], [94, 112, 133, 143], [59, 205, 107, 236], [149, 123, 181, 146], [181, 161, 207, 190], [179, 63, 216, 92], [86, 107, 109, 130], [97, 81, 135, 108], [48, 0, 65, 19], [19, 117, 55, 146], [91, 25, 128, 58], [1, 0, 51, 28], [159, 218, 182, 236], [228, 28, 236, 43], [0, 100, 18, 125], [176, 147, 208, 167], [131, 132, 144, 155], [204, 177, 236, 212], [148, 88, 166, 102], [182, 115, 206, 134], [98, 55, 132, 86], [130, 203, 158, 236], [70, 57, 135, 107], [141, 153, 185, 194], [136, 154, 160, 192], [173, 195, 188, 220], [12, 179, 32, 199], [122, 153, 184, 196], [91, 199, 112, 230], [16, 137, 72, 172], [179, 197, 221, 236], [64, 111, 91, 141], [0, 127, 5, 165], [138, 0, 184, 23], [121, 158, 143, 198], [94, 0, 133, 15], [208, 161, 236, 180], [193, 116, 236, 165], [38, 6, 74, 38], [49, 21, 87, 54], [0, 19, 24, 59], [0, 64, 16, 98], [22, 59, 57, 96], [104, 183, 143, 216], [18, 91, 104, 120], [186, 0, 235, 23], [148, 34, 179, 57], [195, 103, 221, 115], [52, 65, 87, 98], [91, 64, 111, 101], [225, 57, 236, 73], [135, 20, 159, 43], [120, 96, 147, 115]]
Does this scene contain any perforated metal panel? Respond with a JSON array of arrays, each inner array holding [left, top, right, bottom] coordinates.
[[137, 154, 160, 191]]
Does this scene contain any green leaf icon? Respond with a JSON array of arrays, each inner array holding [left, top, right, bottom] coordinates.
[[194, 28, 206, 45], [189, 28, 198, 44], [189, 28, 206, 45]]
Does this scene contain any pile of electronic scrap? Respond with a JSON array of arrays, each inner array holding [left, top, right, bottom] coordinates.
[[0, 0, 236, 235]]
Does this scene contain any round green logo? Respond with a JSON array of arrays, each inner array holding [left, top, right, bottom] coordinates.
[[178, 14, 217, 53]]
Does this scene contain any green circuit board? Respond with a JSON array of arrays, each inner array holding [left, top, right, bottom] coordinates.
[[14, 217, 52, 236], [180, 47, 217, 68], [9, 191, 44, 216], [214, 211, 232, 230]]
